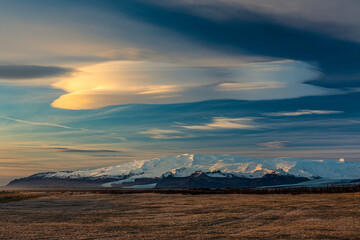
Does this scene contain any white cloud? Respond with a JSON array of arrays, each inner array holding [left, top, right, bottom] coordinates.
[[139, 118, 259, 138], [139, 129, 182, 135], [217, 81, 284, 91], [139, 128, 187, 139], [258, 141, 289, 149], [265, 109, 343, 117], [182, 117, 258, 130], [149, 135, 187, 140]]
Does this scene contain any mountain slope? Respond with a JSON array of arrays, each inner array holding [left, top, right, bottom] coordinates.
[[7, 154, 360, 189]]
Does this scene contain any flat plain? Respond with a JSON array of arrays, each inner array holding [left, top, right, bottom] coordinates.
[[0, 192, 359, 239]]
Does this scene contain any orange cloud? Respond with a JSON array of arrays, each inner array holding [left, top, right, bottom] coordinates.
[[51, 60, 326, 110]]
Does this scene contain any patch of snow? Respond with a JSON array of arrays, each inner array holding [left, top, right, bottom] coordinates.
[[206, 172, 227, 178]]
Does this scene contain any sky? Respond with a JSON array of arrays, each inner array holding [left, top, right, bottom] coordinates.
[[1, 0, 360, 185]]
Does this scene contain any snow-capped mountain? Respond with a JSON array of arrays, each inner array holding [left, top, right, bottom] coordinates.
[[7, 154, 360, 189]]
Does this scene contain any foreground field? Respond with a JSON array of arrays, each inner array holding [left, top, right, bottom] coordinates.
[[0, 192, 359, 239]]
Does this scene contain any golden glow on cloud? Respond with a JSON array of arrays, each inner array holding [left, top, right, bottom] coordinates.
[[182, 117, 258, 130], [51, 60, 325, 110], [51, 61, 187, 109], [217, 81, 284, 91]]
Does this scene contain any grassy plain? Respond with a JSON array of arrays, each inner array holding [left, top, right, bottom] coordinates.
[[0, 192, 359, 239], [0, 191, 45, 203]]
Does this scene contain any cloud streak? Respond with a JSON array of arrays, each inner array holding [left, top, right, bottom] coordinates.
[[50, 147, 122, 153], [0, 115, 74, 129], [139, 128, 188, 139], [265, 109, 343, 117], [182, 117, 258, 130], [258, 141, 289, 149]]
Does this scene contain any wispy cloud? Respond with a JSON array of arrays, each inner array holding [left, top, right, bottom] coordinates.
[[217, 81, 284, 91], [0, 115, 74, 129], [139, 129, 181, 135], [49, 147, 122, 153], [182, 117, 258, 130], [0, 116, 127, 142], [265, 109, 343, 117], [139, 128, 188, 139], [149, 135, 187, 140], [258, 141, 289, 149]]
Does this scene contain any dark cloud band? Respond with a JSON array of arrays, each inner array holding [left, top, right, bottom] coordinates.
[[99, 0, 360, 89], [0, 65, 73, 79], [50, 147, 122, 153]]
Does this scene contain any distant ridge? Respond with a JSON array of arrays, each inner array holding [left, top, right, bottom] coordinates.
[[7, 154, 360, 189]]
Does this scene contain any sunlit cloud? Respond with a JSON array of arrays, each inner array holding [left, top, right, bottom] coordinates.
[[217, 81, 284, 91], [149, 135, 187, 140], [51, 60, 328, 109], [265, 109, 343, 117], [182, 117, 258, 130], [139, 128, 188, 139], [258, 141, 289, 149], [139, 129, 182, 135]]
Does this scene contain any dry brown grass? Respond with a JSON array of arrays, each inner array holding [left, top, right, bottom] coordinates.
[[0, 191, 46, 203], [0, 192, 359, 239]]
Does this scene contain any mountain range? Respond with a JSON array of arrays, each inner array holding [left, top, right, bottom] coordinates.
[[7, 154, 360, 189]]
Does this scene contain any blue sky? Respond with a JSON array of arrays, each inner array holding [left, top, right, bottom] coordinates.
[[1, 0, 360, 184]]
